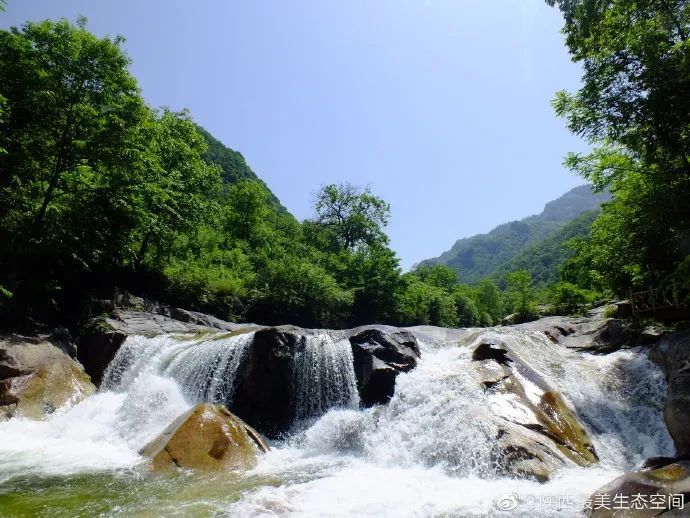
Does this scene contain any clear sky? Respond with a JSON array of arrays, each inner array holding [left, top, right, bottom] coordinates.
[[2, 0, 587, 269]]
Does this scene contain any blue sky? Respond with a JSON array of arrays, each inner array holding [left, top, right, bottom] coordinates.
[[2, 1, 587, 269]]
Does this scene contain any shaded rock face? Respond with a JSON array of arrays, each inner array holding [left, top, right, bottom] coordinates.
[[588, 461, 690, 518], [649, 329, 690, 458], [348, 327, 420, 407], [140, 403, 268, 471], [0, 334, 95, 419], [231, 326, 305, 437], [471, 339, 597, 480]]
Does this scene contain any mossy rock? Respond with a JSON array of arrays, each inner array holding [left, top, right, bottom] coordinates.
[[140, 403, 269, 472]]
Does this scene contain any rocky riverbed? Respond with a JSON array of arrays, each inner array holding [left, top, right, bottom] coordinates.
[[0, 299, 688, 516]]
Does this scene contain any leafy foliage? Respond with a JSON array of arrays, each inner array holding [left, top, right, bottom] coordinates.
[[506, 269, 540, 323], [547, 0, 690, 295], [0, 17, 605, 331]]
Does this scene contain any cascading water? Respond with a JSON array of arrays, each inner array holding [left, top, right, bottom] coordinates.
[[103, 332, 255, 407], [292, 331, 359, 422], [0, 327, 675, 517]]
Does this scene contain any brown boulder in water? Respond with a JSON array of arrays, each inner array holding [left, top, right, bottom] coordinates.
[[588, 461, 690, 517], [0, 334, 95, 419], [472, 340, 597, 480], [140, 403, 269, 471]]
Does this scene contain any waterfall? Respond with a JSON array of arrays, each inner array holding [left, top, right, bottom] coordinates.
[[293, 332, 360, 421], [0, 326, 676, 517], [103, 332, 254, 408], [103, 330, 359, 421]]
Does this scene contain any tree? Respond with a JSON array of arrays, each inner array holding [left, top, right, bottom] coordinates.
[[550, 281, 594, 316], [546, 0, 690, 292], [129, 109, 220, 268], [0, 19, 146, 239], [507, 269, 538, 322], [475, 279, 504, 324], [396, 276, 457, 327], [344, 244, 402, 325], [454, 292, 480, 327], [412, 264, 458, 291], [313, 183, 390, 252]]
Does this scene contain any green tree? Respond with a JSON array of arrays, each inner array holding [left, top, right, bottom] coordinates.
[[313, 183, 390, 252], [546, 0, 690, 292], [507, 269, 538, 323], [411, 264, 459, 291], [396, 275, 457, 327], [0, 19, 146, 240], [475, 279, 504, 324], [130, 109, 221, 268], [550, 281, 595, 316], [454, 292, 480, 327]]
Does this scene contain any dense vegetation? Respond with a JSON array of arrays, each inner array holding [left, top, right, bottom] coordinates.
[[421, 185, 609, 285], [0, 18, 536, 331], [547, 0, 690, 299], [3, 0, 684, 332]]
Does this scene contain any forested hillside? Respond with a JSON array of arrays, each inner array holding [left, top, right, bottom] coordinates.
[[0, 18, 530, 331], [196, 126, 287, 213], [421, 185, 610, 284], [490, 209, 599, 288]]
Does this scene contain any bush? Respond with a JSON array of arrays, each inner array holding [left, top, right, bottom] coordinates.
[[550, 282, 596, 316], [602, 304, 618, 318]]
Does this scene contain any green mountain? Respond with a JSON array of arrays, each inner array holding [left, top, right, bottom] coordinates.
[[420, 185, 610, 284], [196, 126, 287, 212], [489, 209, 599, 288]]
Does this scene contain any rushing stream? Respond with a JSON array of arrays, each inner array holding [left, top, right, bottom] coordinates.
[[0, 327, 674, 517]]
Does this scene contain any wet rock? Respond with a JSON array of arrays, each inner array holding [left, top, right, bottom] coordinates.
[[231, 326, 306, 437], [649, 329, 690, 457], [0, 334, 95, 419], [348, 326, 420, 407], [492, 427, 566, 483], [516, 316, 665, 353], [472, 339, 597, 480], [588, 461, 690, 517], [140, 403, 268, 471]]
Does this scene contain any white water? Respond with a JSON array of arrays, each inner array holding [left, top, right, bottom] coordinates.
[[0, 327, 674, 516]]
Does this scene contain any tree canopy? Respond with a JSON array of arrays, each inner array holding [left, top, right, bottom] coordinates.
[[547, 0, 690, 293]]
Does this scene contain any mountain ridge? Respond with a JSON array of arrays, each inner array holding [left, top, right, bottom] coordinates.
[[419, 185, 610, 284]]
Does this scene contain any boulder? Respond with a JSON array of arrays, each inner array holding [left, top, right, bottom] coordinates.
[[231, 326, 306, 437], [348, 326, 421, 406], [649, 329, 690, 457], [588, 461, 690, 517], [516, 316, 665, 353], [140, 403, 269, 471], [0, 334, 95, 419], [472, 339, 597, 480]]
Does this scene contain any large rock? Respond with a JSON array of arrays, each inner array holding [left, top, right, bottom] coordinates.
[[588, 461, 690, 517], [0, 334, 95, 419], [471, 339, 597, 480], [649, 329, 690, 457], [78, 308, 253, 384], [516, 316, 664, 352], [231, 326, 306, 437], [231, 325, 419, 435], [140, 403, 269, 471], [348, 326, 420, 406]]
